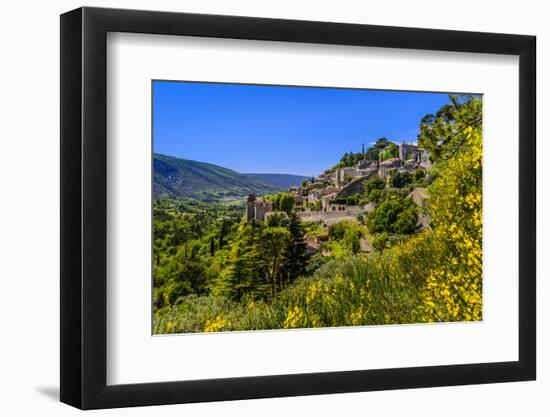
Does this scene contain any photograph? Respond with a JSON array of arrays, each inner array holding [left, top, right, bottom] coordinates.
[[152, 81, 483, 334]]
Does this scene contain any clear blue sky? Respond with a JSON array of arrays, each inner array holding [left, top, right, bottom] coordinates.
[[153, 81, 452, 177]]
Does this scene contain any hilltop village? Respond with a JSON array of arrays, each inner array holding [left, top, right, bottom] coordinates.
[[246, 142, 431, 228]]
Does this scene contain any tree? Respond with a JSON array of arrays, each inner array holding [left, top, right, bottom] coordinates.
[[363, 176, 385, 202], [266, 212, 287, 227], [413, 168, 426, 183], [155, 241, 208, 303], [218, 217, 230, 248], [393, 208, 417, 234], [215, 223, 268, 300], [418, 122, 483, 322], [378, 142, 399, 161], [261, 227, 291, 296], [364, 138, 391, 160], [391, 171, 413, 188], [342, 228, 362, 254], [417, 95, 482, 161], [367, 189, 383, 203], [283, 212, 309, 285], [328, 222, 346, 240], [367, 194, 417, 234], [273, 192, 295, 214], [326, 138, 400, 172], [209, 237, 215, 256]]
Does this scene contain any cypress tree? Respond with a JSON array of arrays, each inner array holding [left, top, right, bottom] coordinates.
[[283, 212, 309, 286]]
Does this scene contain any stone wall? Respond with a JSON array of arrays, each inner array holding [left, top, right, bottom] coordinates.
[[255, 204, 272, 221], [297, 204, 374, 226]]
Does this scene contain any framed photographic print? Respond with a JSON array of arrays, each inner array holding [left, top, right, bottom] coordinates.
[[60, 7, 536, 409]]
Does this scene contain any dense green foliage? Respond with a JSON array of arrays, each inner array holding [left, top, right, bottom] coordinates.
[[325, 138, 399, 173], [372, 232, 389, 252], [363, 176, 386, 203], [272, 192, 296, 213], [153, 199, 243, 309], [327, 222, 363, 256], [367, 193, 417, 235], [364, 138, 394, 161], [212, 216, 307, 301], [326, 152, 364, 172], [154, 232, 438, 332], [391, 171, 413, 188], [378, 142, 399, 161], [154, 198, 310, 308], [412, 167, 426, 183], [417, 94, 482, 160]]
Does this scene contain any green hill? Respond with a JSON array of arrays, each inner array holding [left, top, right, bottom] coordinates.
[[245, 173, 309, 189], [154, 154, 294, 202]]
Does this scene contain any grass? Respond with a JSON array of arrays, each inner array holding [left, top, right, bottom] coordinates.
[[153, 229, 442, 334]]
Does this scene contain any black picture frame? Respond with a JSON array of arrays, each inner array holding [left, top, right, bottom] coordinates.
[[60, 6, 536, 410]]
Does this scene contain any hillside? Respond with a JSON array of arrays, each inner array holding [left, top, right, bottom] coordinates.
[[244, 173, 309, 189], [153, 154, 292, 202]]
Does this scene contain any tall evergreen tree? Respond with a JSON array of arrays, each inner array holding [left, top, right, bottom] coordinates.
[[283, 212, 309, 286], [214, 222, 269, 300], [261, 227, 291, 296], [209, 237, 215, 256]]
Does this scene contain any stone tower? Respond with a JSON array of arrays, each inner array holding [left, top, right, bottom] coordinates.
[[246, 194, 256, 222]]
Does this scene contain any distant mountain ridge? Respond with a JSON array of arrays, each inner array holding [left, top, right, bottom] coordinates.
[[244, 173, 310, 189], [153, 154, 307, 202]]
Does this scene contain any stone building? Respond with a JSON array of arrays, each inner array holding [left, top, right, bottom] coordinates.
[[399, 143, 420, 161], [307, 187, 336, 203], [403, 159, 419, 172], [357, 159, 377, 170], [334, 174, 374, 200], [329, 203, 347, 212], [320, 191, 338, 211], [378, 158, 402, 180], [335, 166, 357, 186], [246, 194, 273, 222], [399, 143, 432, 170]]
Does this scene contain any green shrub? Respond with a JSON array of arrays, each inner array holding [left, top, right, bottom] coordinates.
[[413, 167, 426, 183], [372, 232, 389, 251], [391, 171, 413, 188], [367, 194, 417, 234], [154, 230, 444, 333]]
